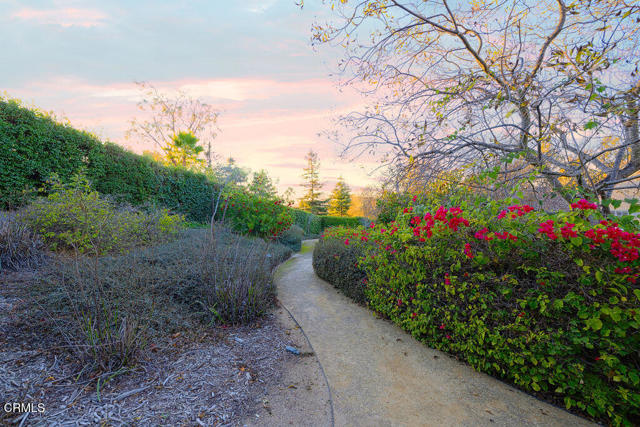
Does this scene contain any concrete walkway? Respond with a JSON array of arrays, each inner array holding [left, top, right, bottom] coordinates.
[[273, 240, 594, 427]]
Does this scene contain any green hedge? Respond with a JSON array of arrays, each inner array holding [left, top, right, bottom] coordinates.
[[291, 209, 321, 236], [312, 229, 367, 303], [278, 225, 304, 252], [320, 215, 363, 229], [0, 97, 218, 221], [317, 199, 640, 426]]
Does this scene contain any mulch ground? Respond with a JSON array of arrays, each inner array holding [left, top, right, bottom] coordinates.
[[0, 270, 297, 426]]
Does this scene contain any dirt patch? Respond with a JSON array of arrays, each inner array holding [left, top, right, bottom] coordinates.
[[244, 305, 332, 426]]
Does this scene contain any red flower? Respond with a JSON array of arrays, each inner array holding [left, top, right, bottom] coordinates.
[[570, 199, 598, 210], [411, 312, 418, 319], [495, 231, 517, 241], [474, 228, 493, 241], [560, 222, 578, 239], [538, 220, 558, 240], [444, 273, 451, 285], [464, 243, 474, 259], [439, 324, 445, 330], [344, 239, 350, 245]]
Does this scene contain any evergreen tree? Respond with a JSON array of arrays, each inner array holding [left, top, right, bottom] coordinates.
[[328, 177, 352, 216], [299, 150, 327, 215], [249, 169, 277, 199], [212, 157, 249, 186]]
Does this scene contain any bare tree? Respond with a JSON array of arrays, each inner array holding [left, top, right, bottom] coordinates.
[[127, 81, 220, 168], [311, 0, 640, 207]]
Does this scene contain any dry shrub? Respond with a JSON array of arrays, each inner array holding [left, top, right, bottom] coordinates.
[[0, 213, 46, 271], [32, 227, 291, 373]]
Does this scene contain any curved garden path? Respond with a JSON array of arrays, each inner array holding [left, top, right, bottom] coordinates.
[[273, 240, 594, 427]]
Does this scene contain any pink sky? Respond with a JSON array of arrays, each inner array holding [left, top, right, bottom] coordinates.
[[1, 1, 382, 198]]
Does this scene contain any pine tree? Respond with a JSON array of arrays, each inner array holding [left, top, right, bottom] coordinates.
[[249, 169, 277, 199], [299, 150, 327, 215], [328, 176, 352, 216]]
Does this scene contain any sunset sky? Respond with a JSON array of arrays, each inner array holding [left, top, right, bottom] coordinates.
[[1, 0, 380, 197]]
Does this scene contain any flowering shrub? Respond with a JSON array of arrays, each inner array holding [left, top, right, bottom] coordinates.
[[316, 196, 640, 425], [313, 226, 368, 303], [219, 188, 293, 239]]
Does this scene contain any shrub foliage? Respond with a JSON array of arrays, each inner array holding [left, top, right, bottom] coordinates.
[[313, 229, 367, 304], [278, 225, 304, 252], [19, 174, 183, 255], [316, 195, 640, 425], [291, 208, 322, 236]]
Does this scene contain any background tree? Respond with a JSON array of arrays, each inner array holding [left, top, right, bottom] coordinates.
[[165, 131, 204, 168], [211, 157, 249, 187], [283, 187, 296, 206], [128, 81, 220, 168], [248, 169, 278, 199], [299, 150, 327, 214], [329, 177, 352, 216], [312, 0, 640, 207]]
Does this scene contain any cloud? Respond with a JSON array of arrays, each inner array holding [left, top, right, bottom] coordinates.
[[245, 0, 279, 14], [11, 7, 108, 28]]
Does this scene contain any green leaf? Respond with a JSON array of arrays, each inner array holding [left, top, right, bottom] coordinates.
[[584, 120, 598, 130], [586, 317, 603, 331]]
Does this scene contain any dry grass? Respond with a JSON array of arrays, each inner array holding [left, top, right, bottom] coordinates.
[[0, 212, 46, 271]]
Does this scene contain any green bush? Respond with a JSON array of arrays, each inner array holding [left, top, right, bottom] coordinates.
[[0, 96, 218, 221], [318, 198, 640, 425], [0, 213, 46, 271], [313, 226, 368, 304], [278, 225, 304, 252], [292, 208, 322, 236], [319, 215, 363, 229], [375, 191, 412, 223], [217, 188, 294, 239], [18, 174, 183, 255]]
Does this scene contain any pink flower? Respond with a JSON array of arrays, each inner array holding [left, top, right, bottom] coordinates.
[[444, 273, 451, 285], [344, 239, 350, 245]]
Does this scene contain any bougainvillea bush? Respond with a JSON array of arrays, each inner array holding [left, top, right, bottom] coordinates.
[[217, 188, 294, 240], [313, 227, 368, 304], [317, 196, 640, 425]]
